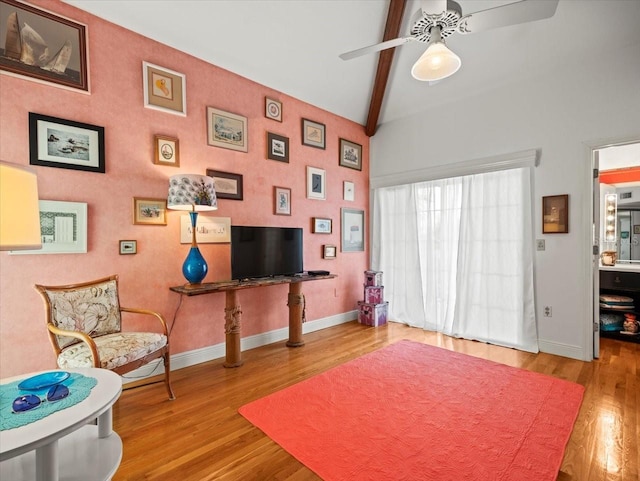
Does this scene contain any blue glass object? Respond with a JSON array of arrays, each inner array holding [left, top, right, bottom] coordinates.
[[182, 212, 207, 284], [18, 371, 70, 391]]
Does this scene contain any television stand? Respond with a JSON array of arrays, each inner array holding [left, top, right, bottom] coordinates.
[[170, 274, 336, 367]]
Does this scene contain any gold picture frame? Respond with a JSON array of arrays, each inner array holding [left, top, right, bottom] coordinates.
[[542, 195, 568, 234], [153, 135, 179, 167], [133, 197, 167, 225]]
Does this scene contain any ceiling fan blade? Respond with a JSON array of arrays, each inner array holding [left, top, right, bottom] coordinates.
[[458, 0, 559, 34], [339, 36, 414, 61]]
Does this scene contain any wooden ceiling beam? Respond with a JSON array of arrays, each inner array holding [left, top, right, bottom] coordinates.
[[365, 0, 407, 137]]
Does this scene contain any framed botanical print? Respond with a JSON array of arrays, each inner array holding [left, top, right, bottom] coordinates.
[[133, 197, 167, 225], [306, 166, 326, 200], [274, 186, 291, 215], [339, 138, 362, 171]]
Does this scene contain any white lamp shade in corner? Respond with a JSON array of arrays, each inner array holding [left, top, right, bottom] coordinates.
[[411, 41, 461, 82], [167, 174, 218, 211], [0, 161, 42, 251]]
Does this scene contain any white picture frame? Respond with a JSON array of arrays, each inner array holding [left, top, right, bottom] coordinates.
[[343, 181, 355, 201], [11, 200, 88, 254], [142, 61, 187, 116], [180, 215, 231, 244], [306, 166, 326, 200]]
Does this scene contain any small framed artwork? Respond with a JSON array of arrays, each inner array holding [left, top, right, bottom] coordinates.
[[634, 225, 640, 235], [542, 194, 568, 234], [301, 118, 326, 149], [313, 217, 332, 234], [307, 166, 326, 200], [274, 186, 291, 215], [267, 132, 289, 162], [323, 244, 337, 259], [180, 215, 231, 243], [206, 106, 248, 152], [133, 197, 167, 225], [339, 138, 362, 171], [206, 169, 244, 200], [265, 97, 282, 122], [142, 61, 186, 116], [0, 0, 89, 91], [341, 208, 365, 252], [119, 240, 137, 255], [344, 181, 355, 201], [10, 200, 88, 255], [29, 112, 105, 173], [153, 135, 179, 167]]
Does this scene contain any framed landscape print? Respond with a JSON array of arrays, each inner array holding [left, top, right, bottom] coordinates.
[[207, 107, 248, 152], [0, 0, 89, 91], [301, 118, 325, 149], [265, 97, 282, 122], [267, 132, 289, 162], [153, 135, 179, 167], [206, 169, 244, 200], [133, 197, 167, 225], [312, 217, 332, 234], [29, 112, 105, 173], [142, 61, 186, 116], [341, 208, 365, 252], [339, 138, 362, 171], [306, 166, 326, 200], [274, 186, 291, 215]]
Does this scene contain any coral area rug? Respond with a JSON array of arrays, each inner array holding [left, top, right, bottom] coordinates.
[[239, 340, 584, 481]]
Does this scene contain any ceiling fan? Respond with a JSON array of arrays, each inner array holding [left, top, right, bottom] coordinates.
[[340, 0, 559, 82]]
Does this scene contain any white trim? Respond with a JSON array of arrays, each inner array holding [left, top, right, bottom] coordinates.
[[538, 339, 584, 361], [122, 310, 356, 384], [370, 149, 538, 190]]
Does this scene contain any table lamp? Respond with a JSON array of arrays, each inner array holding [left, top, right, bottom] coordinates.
[[0, 161, 42, 251], [167, 174, 217, 285]]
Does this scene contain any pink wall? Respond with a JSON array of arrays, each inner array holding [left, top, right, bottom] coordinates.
[[0, 0, 369, 378]]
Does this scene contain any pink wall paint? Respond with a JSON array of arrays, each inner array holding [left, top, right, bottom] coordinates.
[[0, 0, 369, 378]]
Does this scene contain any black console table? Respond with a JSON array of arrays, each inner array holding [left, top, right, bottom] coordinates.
[[170, 274, 336, 367]]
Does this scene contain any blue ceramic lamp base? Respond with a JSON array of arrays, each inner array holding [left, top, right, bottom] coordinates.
[[182, 212, 208, 285]]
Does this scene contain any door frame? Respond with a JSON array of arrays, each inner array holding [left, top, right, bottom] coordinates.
[[585, 135, 640, 360]]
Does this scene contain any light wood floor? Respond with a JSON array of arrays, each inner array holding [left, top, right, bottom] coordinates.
[[113, 321, 639, 481]]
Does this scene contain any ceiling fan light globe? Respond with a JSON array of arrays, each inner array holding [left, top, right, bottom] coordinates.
[[411, 42, 461, 82]]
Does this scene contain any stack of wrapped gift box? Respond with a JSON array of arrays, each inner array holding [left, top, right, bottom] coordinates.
[[357, 270, 389, 327]]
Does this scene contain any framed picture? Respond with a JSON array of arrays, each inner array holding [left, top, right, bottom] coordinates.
[[180, 215, 231, 244], [119, 240, 137, 255], [313, 217, 332, 234], [153, 135, 179, 167], [10, 200, 88, 255], [634, 225, 640, 235], [267, 132, 289, 162], [307, 166, 326, 200], [339, 138, 362, 171], [29, 112, 105, 173], [207, 106, 248, 152], [341, 208, 365, 252], [323, 244, 337, 259], [542, 194, 568, 234], [343, 181, 355, 201], [142, 61, 186, 116], [265, 97, 282, 122], [0, 0, 89, 91], [274, 186, 291, 215], [206, 169, 244, 200], [133, 197, 167, 225], [301, 118, 326, 149]]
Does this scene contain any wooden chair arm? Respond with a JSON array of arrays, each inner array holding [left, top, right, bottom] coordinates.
[[120, 307, 170, 337], [46, 324, 101, 368]]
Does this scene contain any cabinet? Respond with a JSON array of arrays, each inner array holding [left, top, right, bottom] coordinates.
[[599, 269, 640, 343]]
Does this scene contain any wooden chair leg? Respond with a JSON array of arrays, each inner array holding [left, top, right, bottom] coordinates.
[[164, 352, 176, 400]]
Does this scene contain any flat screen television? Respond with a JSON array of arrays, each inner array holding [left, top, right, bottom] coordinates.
[[231, 226, 303, 280]]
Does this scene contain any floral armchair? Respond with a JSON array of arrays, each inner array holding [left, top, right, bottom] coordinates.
[[35, 275, 175, 400]]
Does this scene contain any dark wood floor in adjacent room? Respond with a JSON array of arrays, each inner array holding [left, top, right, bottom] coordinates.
[[112, 321, 639, 481]]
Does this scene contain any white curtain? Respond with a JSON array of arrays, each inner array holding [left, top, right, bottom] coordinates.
[[372, 167, 538, 353]]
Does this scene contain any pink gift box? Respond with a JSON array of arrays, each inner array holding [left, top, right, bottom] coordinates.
[[364, 270, 383, 287], [364, 286, 384, 304], [357, 301, 388, 327]]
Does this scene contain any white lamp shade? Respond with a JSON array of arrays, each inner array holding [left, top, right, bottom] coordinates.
[[0, 161, 42, 250], [167, 174, 218, 211], [411, 42, 461, 82]]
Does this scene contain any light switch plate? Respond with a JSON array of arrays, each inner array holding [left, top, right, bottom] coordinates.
[[536, 239, 545, 251]]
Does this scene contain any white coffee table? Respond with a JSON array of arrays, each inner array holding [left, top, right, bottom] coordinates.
[[0, 368, 122, 481]]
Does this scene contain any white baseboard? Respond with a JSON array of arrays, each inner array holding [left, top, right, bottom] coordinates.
[[538, 339, 586, 361], [121, 310, 357, 385]]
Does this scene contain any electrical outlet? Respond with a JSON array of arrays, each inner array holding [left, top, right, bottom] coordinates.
[[536, 239, 545, 251], [543, 306, 552, 317]]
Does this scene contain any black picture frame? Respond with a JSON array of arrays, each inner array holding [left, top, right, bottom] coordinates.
[[339, 138, 363, 171], [301, 118, 326, 150], [267, 132, 289, 163], [29, 112, 105, 173], [0, 0, 89, 91], [206, 169, 244, 200]]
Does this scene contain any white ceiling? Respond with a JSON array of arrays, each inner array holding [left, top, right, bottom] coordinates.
[[63, 0, 640, 129]]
